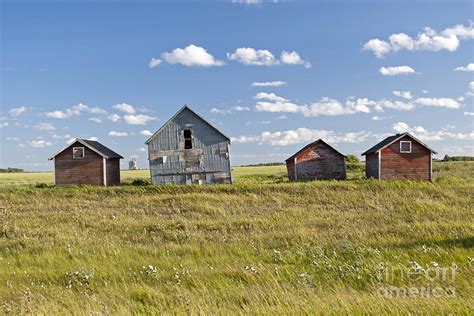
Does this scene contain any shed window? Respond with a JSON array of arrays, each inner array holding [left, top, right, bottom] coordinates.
[[158, 156, 167, 164], [400, 141, 412, 153], [73, 147, 85, 159], [184, 129, 192, 149]]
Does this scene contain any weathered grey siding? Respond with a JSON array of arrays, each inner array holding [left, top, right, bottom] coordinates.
[[147, 107, 232, 184]]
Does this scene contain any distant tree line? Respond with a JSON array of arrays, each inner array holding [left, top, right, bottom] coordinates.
[[239, 162, 285, 167], [441, 155, 474, 162], [0, 167, 24, 173]]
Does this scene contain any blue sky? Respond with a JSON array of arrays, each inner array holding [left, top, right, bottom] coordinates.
[[1, 0, 473, 171]]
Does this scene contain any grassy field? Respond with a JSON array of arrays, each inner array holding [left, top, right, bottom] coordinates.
[[0, 162, 473, 313]]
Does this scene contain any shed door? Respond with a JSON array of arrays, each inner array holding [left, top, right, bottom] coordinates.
[[185, 174, 192, 185]]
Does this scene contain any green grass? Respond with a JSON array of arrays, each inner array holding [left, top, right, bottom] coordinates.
[[1, 162, 473, 313]]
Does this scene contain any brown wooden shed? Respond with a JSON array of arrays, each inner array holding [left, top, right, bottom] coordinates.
[[286, 139, 346, 181], [361, 132, 437, 180], [48, 139, 123, 186]]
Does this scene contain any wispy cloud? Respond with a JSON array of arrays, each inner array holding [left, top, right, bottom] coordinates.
[[35, 123, 55, 131], [44, 103, 106, 119], [29, 139, 54, 148], [232, 128, 370, 146], [9, 106, 27, 116], [252, 81, 287, 87]]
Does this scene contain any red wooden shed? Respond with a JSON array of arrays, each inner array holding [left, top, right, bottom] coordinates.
[[286, 139, 346, 181], [48, 139, 123, 186], [361, 132, 437, 180]]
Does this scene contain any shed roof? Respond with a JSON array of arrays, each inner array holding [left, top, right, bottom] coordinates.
[[48, 139, 123, 160], [286, 139, 346, 162], [145, 105, 231, 144], [361, 132, 437, 155]]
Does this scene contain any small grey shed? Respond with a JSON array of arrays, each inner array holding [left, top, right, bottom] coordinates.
[[145, 105, 232, 185]]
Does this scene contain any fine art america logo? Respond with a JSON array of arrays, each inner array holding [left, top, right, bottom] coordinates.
[[376, 261, 458, 298]]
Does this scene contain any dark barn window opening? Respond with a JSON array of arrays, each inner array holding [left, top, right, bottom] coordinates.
[[73, 147, 85, 159], [184, 129, 192, 149]]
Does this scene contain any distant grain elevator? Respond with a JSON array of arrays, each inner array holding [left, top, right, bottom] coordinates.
[[129, 158, 138, 170], [145, 105, 232, 184]]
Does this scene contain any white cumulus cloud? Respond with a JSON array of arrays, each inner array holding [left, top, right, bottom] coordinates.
[[415, 97, 461, 109], [280, 51, 311, 68], [108, 131, 128, 137], [380, 66, 416, 76], [139, 130, 153, 136], [108, 114, 121, 122], [44, 103, 105, 119], [454, 63, 474, 72], [113, 103, 136, 114], [364, 22, 474, 57], [392, 90, 413, 100], [227, 48, 309, 67], [255, 101, 300, 113], [148, 58, 162, 68], [227, 47, 277, 66], [392, 122, 474, 141], [160, 44, 224, 67], [232, 128, 370, 146], [123, 114, 157, 125], [254, 92, 288, 102]]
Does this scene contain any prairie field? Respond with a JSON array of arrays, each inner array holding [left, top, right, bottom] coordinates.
[[0, 162, 473, 314]]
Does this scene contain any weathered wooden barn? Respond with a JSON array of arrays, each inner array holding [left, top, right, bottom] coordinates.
[[286, 139, 346, 181], [145, 105, 232, 185], [361, 132, 436, 180], [49, 139, 123, 186]]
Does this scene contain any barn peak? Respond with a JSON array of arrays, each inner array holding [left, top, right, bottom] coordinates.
[[145, 105, 230, 144]]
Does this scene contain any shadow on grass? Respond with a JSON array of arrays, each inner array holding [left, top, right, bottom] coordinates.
[[395, 236, 474, 249]]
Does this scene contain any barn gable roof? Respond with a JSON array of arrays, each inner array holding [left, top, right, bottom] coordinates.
[[145, 105, 230, 144], [361, 132, 437, 155], [48, 139, 123, 160], [286, 139, 346, 162]]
